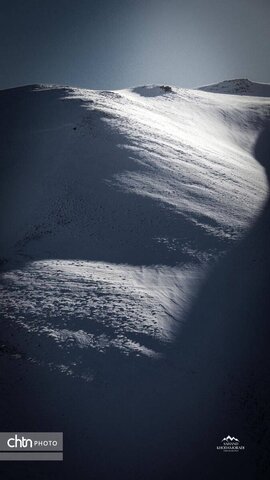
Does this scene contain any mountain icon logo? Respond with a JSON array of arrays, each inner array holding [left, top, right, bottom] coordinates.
[[222, 436, 239, 443]]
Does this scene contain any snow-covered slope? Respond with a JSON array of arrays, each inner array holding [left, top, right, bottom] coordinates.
[[0, 80, 270, 479], [0, 80, 269, 358]]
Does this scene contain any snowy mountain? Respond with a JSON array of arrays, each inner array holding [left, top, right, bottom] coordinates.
[[0, 80, 269, 479], [198, 78, 270, 97]]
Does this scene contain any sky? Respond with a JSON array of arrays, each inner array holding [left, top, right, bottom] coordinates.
[[0, 0, 269, 90]]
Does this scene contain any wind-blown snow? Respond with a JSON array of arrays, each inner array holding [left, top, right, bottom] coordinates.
[[0, 79, 269, 371]]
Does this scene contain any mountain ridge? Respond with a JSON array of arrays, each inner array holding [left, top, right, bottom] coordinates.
[[1, 78, 270, 97]]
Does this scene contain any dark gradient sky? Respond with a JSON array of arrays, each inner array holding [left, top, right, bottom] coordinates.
[[1, 0, 269, 90]]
